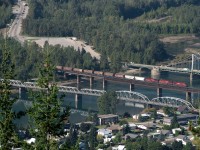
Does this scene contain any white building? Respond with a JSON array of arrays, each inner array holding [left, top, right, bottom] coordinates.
[[176, 135, 190, 145], [112, 145, 126, 150], [97, 128, 112, 138], [172, 128, 182, 134]]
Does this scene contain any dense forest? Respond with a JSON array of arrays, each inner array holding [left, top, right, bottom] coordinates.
[[0, 0, 14, 28], [22, 0, 200, 65], [0, 36, 98, 80]]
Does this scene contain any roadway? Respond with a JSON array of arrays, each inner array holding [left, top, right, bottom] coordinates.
[[7, 0, 101, 59], [128, 62, 200, 75]]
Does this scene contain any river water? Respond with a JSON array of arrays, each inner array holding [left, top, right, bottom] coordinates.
[[13, 70, 200, 128]]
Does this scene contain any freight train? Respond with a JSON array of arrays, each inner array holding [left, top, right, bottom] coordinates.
[[56, 66, 187, 87]]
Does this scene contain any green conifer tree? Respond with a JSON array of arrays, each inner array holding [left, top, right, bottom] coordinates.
[[0, 39, 17, 149], [28, 49, 70, 149]]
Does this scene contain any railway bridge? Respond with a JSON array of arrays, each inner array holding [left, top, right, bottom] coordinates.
[[0, 79, 196, 110], [59, 67, 200, 102]]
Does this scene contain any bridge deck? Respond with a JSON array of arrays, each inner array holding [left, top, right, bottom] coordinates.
[[63, 71, 200, 93]]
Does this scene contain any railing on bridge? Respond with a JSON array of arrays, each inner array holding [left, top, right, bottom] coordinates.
[[128, 54, 200, 75], [0, 79, 195, 110]]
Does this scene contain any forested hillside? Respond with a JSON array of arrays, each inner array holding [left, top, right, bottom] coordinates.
[[23, 0, 171, 65], [0, 0, 14, 28], [0, 36, 98, 80], [22, 0, 200, 65]]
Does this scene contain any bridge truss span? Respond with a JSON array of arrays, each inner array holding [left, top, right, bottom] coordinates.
[[0, 78, 196, 109], [58, 87, 106, 96], [116, 90, 150, 103], [151, 97, 195, 110], [80, 88, 106, 96]]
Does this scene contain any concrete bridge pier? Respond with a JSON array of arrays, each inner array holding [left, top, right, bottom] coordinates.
[[19, 87, 27, 99], [130, 84, 135, 91], [151, 67, 160, 79], [77, 75, 80, 84], [186, 92, 192, 102], [190, 73, 193, 86], [103, 78, 107, 91], [139, 68, 142, 76], [64, 73, 68, 79], [157, 88, 162, 97], [75, 94, 82, 109], [90, 76, 94, 89]]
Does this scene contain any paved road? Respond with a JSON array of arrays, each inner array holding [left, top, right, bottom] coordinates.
[[8, 0, 100, 59]]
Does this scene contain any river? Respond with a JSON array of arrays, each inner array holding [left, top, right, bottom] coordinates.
[[12, 70, 200, 128]]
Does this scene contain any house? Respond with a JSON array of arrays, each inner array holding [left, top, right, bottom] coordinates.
[[112, 145, 126, 150], [172, 128, 182, 134], [158, 130, 171, 137], [124, 133, 139, 141], [137, 125, 148, 130], [25, 138, 36, 144], [163, 114, 199, 126], [132, 113, 151, 120], [98, 114, 119, 125], [97, 128, 112, 138], [163, 117, 172, 126], [107, 124, 123, 134], [79, 141, 86, 150], [147, 132, 161, 139], [176, 106, 189, 114], [144, 122, 156, 129], [147, 130, 171, 140], [176, 135, 191, 145], [128, 123, 137, 130], [138, 122, 156, 130], [157, 109, 168, 117]]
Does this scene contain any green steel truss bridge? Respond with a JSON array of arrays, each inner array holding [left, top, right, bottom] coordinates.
[[0, 79, 195, 110]]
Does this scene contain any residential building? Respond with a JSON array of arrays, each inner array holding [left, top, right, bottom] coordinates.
[[98, 114, 119, 125], [97, 128, 112, 138], [176, 135, 191, 145]]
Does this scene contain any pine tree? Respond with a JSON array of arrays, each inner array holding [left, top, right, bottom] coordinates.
[[28, 50, 70, 149], [88, 125, 97, 150], [0, 39, 17, 149]]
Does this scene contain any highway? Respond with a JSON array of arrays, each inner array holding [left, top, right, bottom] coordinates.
[[7, 0, 101, 59], [128, 62, 200, 75], [8, 0, 27, 43]]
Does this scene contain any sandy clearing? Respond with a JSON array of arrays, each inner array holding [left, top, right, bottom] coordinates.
[[9, 1, 101, 60], [146, 16, 172, 23], [26, 37, 101, 59], [160, 35, 198, 43]]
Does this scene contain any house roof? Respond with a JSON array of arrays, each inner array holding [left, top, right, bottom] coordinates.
[[160, 130, 171, 135], [177, 105, 188, 112], [124, 133, 139, 139], [98, 114, 118, 119], [107, 124, 122, 131], [176, 135, 189, 141], [98, 128, 112, 134], [118, 145, 125, 150]]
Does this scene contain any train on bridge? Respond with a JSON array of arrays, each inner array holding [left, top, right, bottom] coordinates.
[[56, 66, 187, 88]]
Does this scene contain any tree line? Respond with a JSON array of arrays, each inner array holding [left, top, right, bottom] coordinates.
[[0, 36, 102, 80], [0, 0, 13, 28]]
